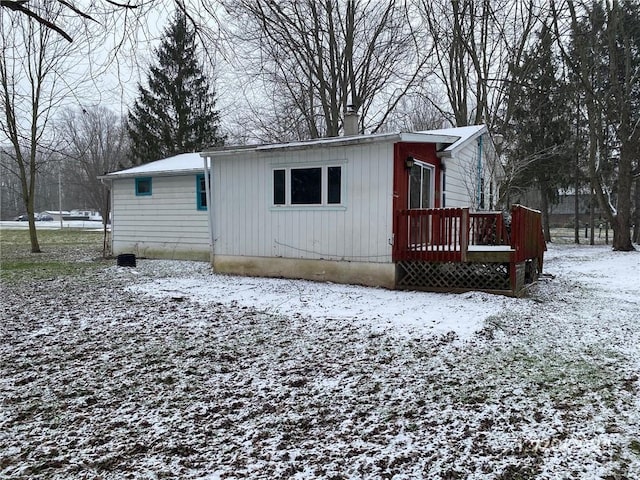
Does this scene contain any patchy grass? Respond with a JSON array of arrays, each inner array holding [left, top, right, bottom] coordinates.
[[0, 228, 103, 250], [0, 259, 94, 281], [0, 228, 105, 282], [550, 227, 612, 245]]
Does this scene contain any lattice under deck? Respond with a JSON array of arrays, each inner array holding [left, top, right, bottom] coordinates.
[[397, 260, 526, 295]]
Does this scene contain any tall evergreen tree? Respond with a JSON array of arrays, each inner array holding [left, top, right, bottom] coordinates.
[[506, 23, 574, 241], [127, 12, 224, 164]]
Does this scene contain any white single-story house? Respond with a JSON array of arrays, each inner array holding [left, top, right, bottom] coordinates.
[[200, 125, 503, 289], [100, 152, 211, 260], [102, 125, 545, 295]]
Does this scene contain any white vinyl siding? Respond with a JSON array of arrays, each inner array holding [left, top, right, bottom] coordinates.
[[111, 174, 210, 259], [210, 142, 394, 263], [442, 135, 488, 210]]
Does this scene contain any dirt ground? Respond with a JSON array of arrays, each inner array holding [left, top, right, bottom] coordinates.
[[1, 230, 639, 479]]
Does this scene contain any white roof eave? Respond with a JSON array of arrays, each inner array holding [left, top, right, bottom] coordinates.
[[202, 131, 464, 157], [98, 152, 205, 179], [398, 132, 461, 144], [99, 167, 203, 181], [428, 125, 488, 158]]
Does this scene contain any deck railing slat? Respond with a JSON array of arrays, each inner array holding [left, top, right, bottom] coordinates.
[[393, 205, 545, 265]]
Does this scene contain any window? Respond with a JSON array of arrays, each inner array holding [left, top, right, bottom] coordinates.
[[408, 162, 433, 209], [442, 172, 447, 207], [135, 177, 152, 196], [291, 167, 322, 204], [327, 166, 341, 204], [273, 165, 343, 207], [196, 174, 208, 210], [273, 169, 285, 205], [489, 181, 494, 210]]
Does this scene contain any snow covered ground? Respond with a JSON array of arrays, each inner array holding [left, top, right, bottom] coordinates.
[[0, 220, 105, 231], [1, 243, 639, 479]]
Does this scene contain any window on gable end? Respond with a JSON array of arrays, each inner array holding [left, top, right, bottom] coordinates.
[[135, 177, 152, 196]]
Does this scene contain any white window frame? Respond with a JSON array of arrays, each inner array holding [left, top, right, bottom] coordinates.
[[408, 160, 435, 209], [271, 162, 347, 210]]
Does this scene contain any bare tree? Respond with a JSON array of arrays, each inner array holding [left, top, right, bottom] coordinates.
[[0, 1, 223, 47], [59, 107, 128, 253], [0, 149, 23, 219], [0, 1, 91, 252], [0, 0, 94, 42], [378, 92, 449, 133], [223, 0, 431, 140], [417, 0, 546, 133], [552, 0, 638, 251]]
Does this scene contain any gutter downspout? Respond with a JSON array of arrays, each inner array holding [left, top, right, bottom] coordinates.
[[476, 135, 483, 210], [202, 155, 215, 265]]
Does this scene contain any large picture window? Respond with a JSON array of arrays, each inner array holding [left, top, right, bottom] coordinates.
[[272, 165, 343, 207], [135, 177, 152, 196], [291, 167, 322, 204]]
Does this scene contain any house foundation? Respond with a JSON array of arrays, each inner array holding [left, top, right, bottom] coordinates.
[[212, 255, 397, 289]]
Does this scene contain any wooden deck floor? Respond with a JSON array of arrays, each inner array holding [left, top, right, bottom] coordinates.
[[466, 245, 515, 263]]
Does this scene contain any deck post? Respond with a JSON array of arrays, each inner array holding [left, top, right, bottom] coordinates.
[[460, 208, 469, 262]]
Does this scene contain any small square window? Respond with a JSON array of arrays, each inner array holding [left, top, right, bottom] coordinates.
[[135, 177, 152, 196]]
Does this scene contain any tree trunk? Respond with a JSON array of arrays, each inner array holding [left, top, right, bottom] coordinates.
[[633, 176, 640, 244], [102, 189, 111, 258], [19, 153, 41, 253], [539, 183, 551, 242], [589, 185, 595, 246], [27, 218, 41, 254], [574, 97, 580, 244], [610, 140, 635, 250], [573, 184, 580, 244]]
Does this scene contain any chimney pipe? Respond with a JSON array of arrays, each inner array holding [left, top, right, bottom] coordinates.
[[344, 105, 359, 136]]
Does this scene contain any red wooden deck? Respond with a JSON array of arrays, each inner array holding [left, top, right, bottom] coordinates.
[[393, 205, 546, 295]]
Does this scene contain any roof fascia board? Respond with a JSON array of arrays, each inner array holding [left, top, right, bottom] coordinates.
[[250, 133, 402, 153], [438, 126, 488, 158], [99, 169, 203, 180], [398, 132, 461, 144]]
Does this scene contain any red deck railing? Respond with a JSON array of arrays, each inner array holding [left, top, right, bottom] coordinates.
[[394, 208, 469, 262], [510, 204, 547, 269], [469, 212, 509, 246], [393, 205, 546, 265]]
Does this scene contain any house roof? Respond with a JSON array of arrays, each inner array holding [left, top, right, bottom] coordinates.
[[418, 125, 487, 156], [259, 131, 461, 152], [202, 130, 466, 158], [100, 152, 204, 179], [101, 126, 488, 178]]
